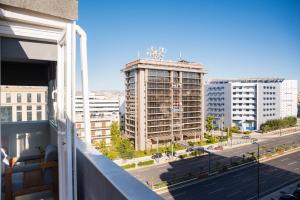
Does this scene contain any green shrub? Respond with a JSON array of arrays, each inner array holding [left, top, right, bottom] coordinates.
[[137, 160, 154, 166], [206, 135, 219, 144], [188, 141, 195, 146], [153, 181, 168, 189], [134, 150, 151, 158], [121, 163, 136, 169], [260, 116, 297, 133], [190, 150, 203, 157], [179, 154, 188, 159], [230, 126, 241, 133]]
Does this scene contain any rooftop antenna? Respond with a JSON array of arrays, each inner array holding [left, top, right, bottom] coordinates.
[[147, 46, 166, 60], [137, 50, 140, 59], [179, 51, 182, 60]]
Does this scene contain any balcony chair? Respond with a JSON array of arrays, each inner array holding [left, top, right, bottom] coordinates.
[[4, 144, 58, 200]]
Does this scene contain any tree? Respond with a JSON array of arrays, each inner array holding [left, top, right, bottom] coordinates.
[[206, 116, 215, 133], [111, 121, 121, 143], [117, 138, 134, 159]]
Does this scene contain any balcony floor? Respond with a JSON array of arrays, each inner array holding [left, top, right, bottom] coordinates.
[[16, 191, 53, 200], [1, 191, 53, 200]]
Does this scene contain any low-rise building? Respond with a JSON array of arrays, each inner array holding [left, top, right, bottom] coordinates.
[[76, 116, 112, 145], [205, 78, 298, 131], [75, 92, 122, 145], [0, 85, 48, 122]]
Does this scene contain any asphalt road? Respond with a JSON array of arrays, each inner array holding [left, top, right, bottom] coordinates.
[[160, 150, 300, 200], [129, 132, 300, 184]]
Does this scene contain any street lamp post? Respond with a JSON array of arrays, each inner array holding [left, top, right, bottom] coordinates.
[[208, 152, 211, 175], [156, 137, 159, 153], [253, 142, 260, 199]]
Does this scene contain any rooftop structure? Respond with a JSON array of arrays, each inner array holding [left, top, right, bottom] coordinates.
[[209, 77, 286, 84], [124, 58, 206, 150]]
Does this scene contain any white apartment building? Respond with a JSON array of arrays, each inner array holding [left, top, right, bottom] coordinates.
[[0, 85, 47, 122], [205, 78, 298, 131], [75, 92, 120, 121]]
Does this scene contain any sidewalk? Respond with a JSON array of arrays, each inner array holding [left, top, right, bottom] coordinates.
[[118, 139, 253, 170], [116, 129, 300, 169]]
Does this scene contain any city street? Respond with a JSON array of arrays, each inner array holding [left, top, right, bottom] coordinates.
[[129, 132, 300, 184], [160, 150, 300, 200]]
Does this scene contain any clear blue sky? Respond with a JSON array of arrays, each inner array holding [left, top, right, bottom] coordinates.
[[77, 0, 300, 91]]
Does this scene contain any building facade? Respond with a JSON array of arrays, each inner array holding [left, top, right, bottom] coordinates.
[[297, 92, 300, 117], [0, 85, 48, 122], [124, 59, 205, 150], [75, 92, 120, 120], [76, 117, 112, 145], [75, 92, 121, 145], [205, 78, 298, 131]]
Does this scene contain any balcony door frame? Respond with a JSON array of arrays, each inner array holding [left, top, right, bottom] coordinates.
[[57, 23, 75, 200], [0, 9, 77, 200]]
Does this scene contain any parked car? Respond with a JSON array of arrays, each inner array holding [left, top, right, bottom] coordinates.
[[293, 188, 300, 199], [165, 151, 177, 157], [251, 138, 258, 142], [186, 147, 194, 152], [242, 135, 250, 139], [279, 194, 297, 200], [194, 147, 204, 152], [151, 153, 162, 159], [214, 146, 223, 151], [206, 145, 213, 150]]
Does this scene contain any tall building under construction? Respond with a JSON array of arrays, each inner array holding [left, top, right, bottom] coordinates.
[[124, 59, 205, 150]]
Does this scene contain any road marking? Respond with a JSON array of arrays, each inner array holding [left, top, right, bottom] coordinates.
[[242, 177, 253, 183], [208, 187, 224, 195], [295, 168, 299, 170], [288, 161, 297, 166], [233, 173, 244, 178], [205, 182, 216, 187], [280, 158, 289, 162], [226, 190, 241, 198], [173, 192, 186, 198]]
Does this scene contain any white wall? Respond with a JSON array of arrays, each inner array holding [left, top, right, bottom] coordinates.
[[280, 80, 298, 118]]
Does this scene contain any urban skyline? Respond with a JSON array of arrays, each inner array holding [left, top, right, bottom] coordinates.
[[1, 1, 300, 200]]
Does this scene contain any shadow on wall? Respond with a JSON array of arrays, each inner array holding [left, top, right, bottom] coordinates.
[[1, 121, 51, 157]]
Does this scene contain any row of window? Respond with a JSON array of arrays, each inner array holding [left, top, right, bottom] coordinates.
[[263, 103, 276, 106], [233, 86, 255, 90], [207, 92, 224, 96], [233, 109, 255, 111], [233, 103, 256, 106], [207, 98, 225, 101], [263, 92, 276, 95], [233, 92, 255, 95], [263, 97, 276, 100], [263, 86, 276, 89], [263, 113, 276, 117], [207, 103, 225, 107], [233, 97, 256, 100], [207, 87, 224, 91], [263, 108, 276, 111], [5, 93, 43, 103], [208, 108, 224, 112], [233, 114, 255, 117]]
